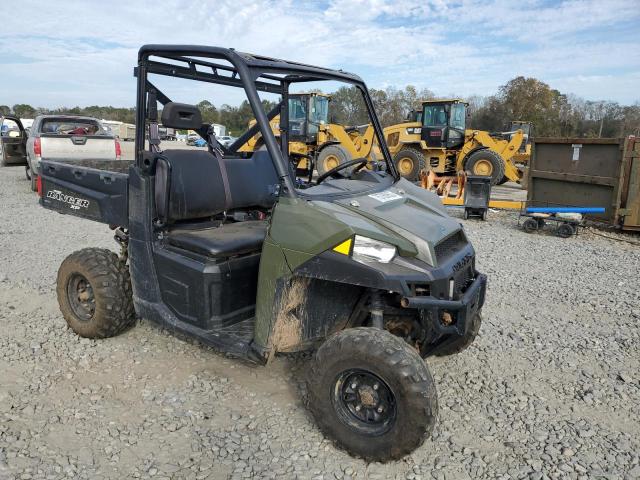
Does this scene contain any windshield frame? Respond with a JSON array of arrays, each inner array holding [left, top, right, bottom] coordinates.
[[136, 45, 400, 200]]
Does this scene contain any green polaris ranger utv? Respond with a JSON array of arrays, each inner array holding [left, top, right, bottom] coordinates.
[[38, 45, 486, 461]]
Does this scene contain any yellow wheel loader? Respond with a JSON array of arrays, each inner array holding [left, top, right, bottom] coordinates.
[[383, 99, 527, 185], [238, 93, 376, 176]]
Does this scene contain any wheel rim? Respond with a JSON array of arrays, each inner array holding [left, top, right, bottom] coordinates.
[[473, 159, 493, 176], [397, 157, 414, 176], [67, 273, 96, 321], [332, 369, 397, 436], [323, 154, 341, 171]]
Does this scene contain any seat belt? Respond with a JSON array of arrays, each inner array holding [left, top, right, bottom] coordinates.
[[147, 90, 162, 154], [148, 123, 161, 153], [207, 126, 232, 211]]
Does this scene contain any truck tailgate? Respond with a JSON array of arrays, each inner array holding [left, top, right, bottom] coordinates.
[[41, 135, 117, 160], [40, 159, 132, 227]]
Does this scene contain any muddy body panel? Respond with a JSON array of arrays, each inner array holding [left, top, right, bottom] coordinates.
[[254, 180, 485, 357]]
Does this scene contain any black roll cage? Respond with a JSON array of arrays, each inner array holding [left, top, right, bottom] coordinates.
[[135, 44, 399, 197]]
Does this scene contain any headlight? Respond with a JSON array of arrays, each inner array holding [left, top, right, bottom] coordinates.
[[406, 127, 421, 135], [352, 235, 396, 264]]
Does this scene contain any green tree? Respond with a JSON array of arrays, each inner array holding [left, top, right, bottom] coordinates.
[[0, 105, 10, 116], [12, 104, 36, 118], [197, 100, 219, 124]]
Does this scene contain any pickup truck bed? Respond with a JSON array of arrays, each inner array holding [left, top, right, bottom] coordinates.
[[40, 159, 133, 227]]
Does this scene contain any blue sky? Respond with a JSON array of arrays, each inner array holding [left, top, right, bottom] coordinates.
[[1, 0, 639, 109]]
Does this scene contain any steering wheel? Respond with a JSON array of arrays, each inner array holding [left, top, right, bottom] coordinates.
[[316, 158, 368, 185]]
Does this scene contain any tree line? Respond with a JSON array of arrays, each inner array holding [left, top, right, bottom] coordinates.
[[2, 76, 638, 138]]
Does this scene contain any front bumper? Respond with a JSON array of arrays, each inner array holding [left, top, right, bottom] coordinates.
[[400, 271, 487, 338]]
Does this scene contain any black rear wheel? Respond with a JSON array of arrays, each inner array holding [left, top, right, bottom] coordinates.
[[57, 248, 135, 338], [307, 327, 437, 462]]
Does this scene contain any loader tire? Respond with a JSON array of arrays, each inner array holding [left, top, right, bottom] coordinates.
[[307, 327, 437, 462], [464, 149, 506, 186], [57, 248, 135, 339], [393, 147, 426, 181], [317, 145, 351, 177]]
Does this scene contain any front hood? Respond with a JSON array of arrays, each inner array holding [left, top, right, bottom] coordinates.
[[334, 179, 465, 266]]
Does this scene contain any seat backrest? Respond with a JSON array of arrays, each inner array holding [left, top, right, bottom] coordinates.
[[155, 149, 279, 224]]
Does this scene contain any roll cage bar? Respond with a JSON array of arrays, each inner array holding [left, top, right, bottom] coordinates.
[[134, 44, 399, 197]]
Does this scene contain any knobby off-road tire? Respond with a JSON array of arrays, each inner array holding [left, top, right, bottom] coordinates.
[[57, 248, 135, 338], [307, 327, 438, 462], [464, 149, 506, 186], [433, 313, 482, 357], [393, 147, 426, 181], [316, 145, 351, 177]]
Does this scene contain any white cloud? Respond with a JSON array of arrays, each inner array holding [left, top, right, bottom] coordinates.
[[0, 0, 638, 107]]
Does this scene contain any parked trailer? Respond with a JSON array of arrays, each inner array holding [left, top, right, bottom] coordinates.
[[111, 123, 136, 141], [528, 136, 640, 231]]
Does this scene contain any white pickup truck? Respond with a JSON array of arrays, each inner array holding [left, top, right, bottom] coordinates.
[[21, 115, 122, 191]]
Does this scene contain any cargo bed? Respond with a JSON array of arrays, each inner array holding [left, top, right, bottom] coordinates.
[[39, 159, 133, 227]]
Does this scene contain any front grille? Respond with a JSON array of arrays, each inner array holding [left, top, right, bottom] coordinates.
[[408, 283, 431, 297], [454, 265, 474, 296], [434, 231, 466, 264]]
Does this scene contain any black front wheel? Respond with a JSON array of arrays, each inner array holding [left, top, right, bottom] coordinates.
[[307, 328, 437, 462]]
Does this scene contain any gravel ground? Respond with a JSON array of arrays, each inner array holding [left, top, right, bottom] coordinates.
[[0, 165, 639, 480]]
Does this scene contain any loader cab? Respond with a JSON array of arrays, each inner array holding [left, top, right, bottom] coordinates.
[[407, 110, 422, 123], [508, 121, 533, 152], [420, 100, 467, 150], [288, 93, 329, 143]]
